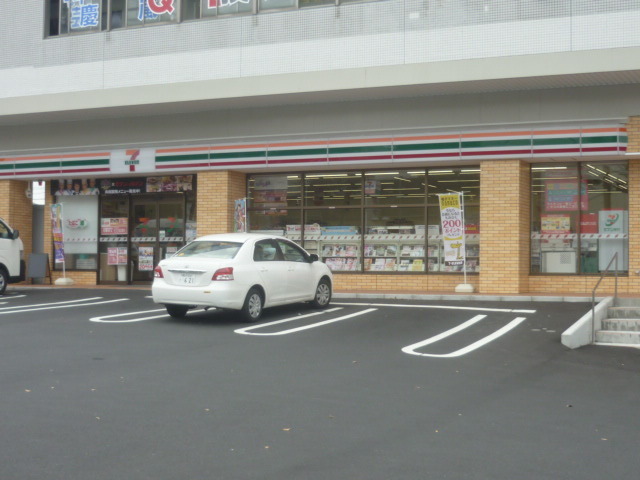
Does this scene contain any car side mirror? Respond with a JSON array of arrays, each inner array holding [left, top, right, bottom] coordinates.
[[309, 254, 319, 263], [11, 229, 19, 240]]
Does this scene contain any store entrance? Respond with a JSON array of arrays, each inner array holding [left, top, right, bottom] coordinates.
[[130, 196, 186, 283]]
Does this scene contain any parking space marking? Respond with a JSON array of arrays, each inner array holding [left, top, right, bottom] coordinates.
[[90, 308, 206, 323], [235, 308, 376, 336], [0, 297, 128, 315], [332, 302, 536, 314], [0, 294, 27, 304], [402, 316, 527, 358]]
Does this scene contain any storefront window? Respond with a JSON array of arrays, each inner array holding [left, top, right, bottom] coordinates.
[[305, 172, 362, 207], [364, 170, 425, 205], [54, 195, 100, 271], [364, 207, 425, 271], [531, 162, 628, 274], [247, 167, 480, 274], [307, 208, 361, 271]]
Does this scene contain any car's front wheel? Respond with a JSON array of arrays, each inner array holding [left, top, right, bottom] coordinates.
[[165, 304, 189, 318], [0, 268, 7, 295], [310, 278, 331, 308], [241, 288, 263, 322]]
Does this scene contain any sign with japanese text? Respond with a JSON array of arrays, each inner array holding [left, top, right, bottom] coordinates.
[[65, 0, 100, 30], [101, 218, 128, 236], [438, 193, 465, 266], [545, 180, 588, 212], [138, 247, 155, 271]]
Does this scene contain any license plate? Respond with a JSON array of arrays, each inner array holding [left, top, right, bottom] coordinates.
[[179, 273, 196, 285]]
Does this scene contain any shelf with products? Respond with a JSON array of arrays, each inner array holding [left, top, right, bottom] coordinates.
[[364, 232, 426, 272], [320, 238, 361, 272]]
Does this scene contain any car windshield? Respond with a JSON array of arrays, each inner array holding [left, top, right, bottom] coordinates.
[[173, 241, 242, 259]]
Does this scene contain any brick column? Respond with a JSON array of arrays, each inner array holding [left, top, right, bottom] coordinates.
[[627, 116, 640, 292], [479, 160, 530, 294], [0, 179, 34, 264], [196, 171, 246, 236]]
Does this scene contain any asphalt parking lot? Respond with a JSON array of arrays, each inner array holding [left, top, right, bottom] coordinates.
[[1, 287, 639, 480]]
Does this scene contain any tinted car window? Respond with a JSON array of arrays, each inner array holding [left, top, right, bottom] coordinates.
[[277, 239, 307, 263], [254, 239, 281, 262], [174, 241, 241, 259]]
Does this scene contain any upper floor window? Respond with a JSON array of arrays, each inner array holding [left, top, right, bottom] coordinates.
[[45, 0, 365, 37]]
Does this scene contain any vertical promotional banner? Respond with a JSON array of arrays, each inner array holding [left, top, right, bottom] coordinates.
[[234, 198, 247, 233], [51, 204, 65, 264], [438, 193, 465, 266]]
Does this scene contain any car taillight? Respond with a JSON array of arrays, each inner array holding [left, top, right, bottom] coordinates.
[[212, 267, 234, 281], [153, 266, 164, 278]]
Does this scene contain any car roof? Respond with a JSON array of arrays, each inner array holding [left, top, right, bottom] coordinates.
[[191, 232, 286, 243]]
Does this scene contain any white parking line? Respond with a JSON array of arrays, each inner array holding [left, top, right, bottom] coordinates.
[[0, 297, 103, 311], [0, 298, 128, 315], [0, 294, 27, 304], [332, 302, 536, 314], [235, 308, 376, 336], [402, 316, 527, 358], [90, 308, 207, 323]]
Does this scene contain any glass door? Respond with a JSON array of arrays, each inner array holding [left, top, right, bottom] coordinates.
[[130, 195, 187, 283], [131, 198, 158, 283]]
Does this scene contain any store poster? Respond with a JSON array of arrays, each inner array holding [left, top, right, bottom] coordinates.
[[138, 247, 155, 271], [580, 213, 598, 234], [101, 218, 128, 235], [438, 193, 465, 266], [545, 180, 588, 211], [50, 175, 194, 196], [234, 198, 247, 233], [253, 175, 288, 208], [51, 204, 65, 264], [107, 247, 128, 266], [541, 215, 571, 234]]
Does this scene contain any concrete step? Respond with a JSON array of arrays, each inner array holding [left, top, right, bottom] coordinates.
[[600, 318, 640, 331], [612, 298, 640, 307], [595, 330, 640, 344], [607, 306, 640, 318]]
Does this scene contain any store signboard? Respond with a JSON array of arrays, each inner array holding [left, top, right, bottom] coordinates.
[[438, 193, 465, 266], [599, 210, 625, 234]]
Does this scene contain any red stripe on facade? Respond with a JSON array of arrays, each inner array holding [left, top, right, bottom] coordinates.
[[209, 160, 268, 167], [268, 157, 328, 164], [460, 149, 532, 156], [328, 155, 393, 162], [60, 168, 111, 174], [393, 152, 460, 159], [156, 163, 210, 169], [581, 147, 620, 153], [533, 148, 581, 154]]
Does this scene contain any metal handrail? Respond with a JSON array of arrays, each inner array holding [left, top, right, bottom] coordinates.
[[591, 252, 619, 343]]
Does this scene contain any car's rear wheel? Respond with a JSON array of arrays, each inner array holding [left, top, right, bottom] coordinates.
[[310, 278, 331, 308], [166, 304, 189, 318], [241, 288, 263, 322], [0, 268, 7, 295]]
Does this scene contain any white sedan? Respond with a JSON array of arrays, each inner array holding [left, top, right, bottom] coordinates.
[[152, 233, 333, 321]]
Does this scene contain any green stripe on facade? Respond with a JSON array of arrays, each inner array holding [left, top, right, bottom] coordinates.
[[461, 139, 531, 149], [328, 145, 392, 155], [581, 136, 619, 144], [61, 158, 109, 168], [156, 154, 209, 162], [533, 137, 580, 146], [0, 163, 13, 170], [14, 161, 61, 170], [393, 142, 460, 151], [268, 148, 328, 157], [210, 151, 266, 160]]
